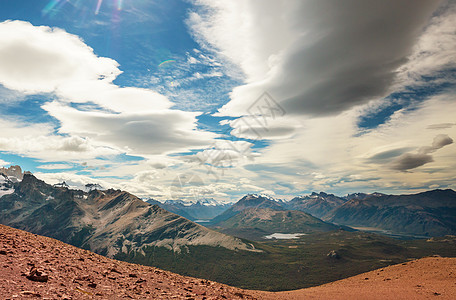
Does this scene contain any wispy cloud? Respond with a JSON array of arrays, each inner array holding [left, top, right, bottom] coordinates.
[[37, 164, 74, 170]]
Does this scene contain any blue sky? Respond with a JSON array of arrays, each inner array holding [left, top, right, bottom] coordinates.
[[0, 0, 455, 202]]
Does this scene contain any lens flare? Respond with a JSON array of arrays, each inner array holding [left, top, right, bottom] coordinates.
[[158, 60, 176, 68], [42, 0, 61, 15], [95, 0, 103, 15], [117, 0, 123, 11]]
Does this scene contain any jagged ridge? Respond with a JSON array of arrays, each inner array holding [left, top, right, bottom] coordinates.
[[0, 173, 256, 257]]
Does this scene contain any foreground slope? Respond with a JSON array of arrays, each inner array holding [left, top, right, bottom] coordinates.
[[0, 173, 254, 256], [1, 224, 455, 299], [251, 256, 456, 300], [0, 224, 252, 299], [327, 189, 456, 236]]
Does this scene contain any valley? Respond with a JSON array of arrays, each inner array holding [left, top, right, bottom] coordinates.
[[118, 229, 456, 291]]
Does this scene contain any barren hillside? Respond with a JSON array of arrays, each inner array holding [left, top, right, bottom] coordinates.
[[1, 224, 455, 299]]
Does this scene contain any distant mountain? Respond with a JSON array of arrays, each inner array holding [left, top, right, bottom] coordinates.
[[145, 198, 231, 221], [344, 192, 386, 201], [214, 207, 339, 240], [0, 173, 255, 257], [210, 194, 285, 224], [287, 192, 348, 219], [327, 189, 456, 237]]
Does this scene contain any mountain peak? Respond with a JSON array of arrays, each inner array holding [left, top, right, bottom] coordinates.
[[0, 165, 24, 183], [243, 193, 277, 202]]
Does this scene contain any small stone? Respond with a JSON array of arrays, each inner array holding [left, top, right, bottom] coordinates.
[[25, 266, 49, 282], [327, 250, 340, 259], [20, 291, 41, 297]]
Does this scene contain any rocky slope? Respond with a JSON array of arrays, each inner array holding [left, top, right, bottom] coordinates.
[[286, 192, 348, 219], [0, 165, 24, 182], [0, 173, 255, 257], [0, 224, 253, 299], [1, 224, 455, 299], [327, 189, 456, 236]]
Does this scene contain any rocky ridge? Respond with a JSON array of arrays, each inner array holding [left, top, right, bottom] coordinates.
[[287, 192, 348, 219]]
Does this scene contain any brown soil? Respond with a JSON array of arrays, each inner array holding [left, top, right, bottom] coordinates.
[[1, 224, 455, 299], [0, 224, 253, 299], [250, 256, 456, 300]]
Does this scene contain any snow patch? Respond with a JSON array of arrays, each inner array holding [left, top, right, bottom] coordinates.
[[264, 233, 307, 240], [0, 188, 14, 197]]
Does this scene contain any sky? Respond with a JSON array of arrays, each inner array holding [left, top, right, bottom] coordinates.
[[0, 0, 455, 203]]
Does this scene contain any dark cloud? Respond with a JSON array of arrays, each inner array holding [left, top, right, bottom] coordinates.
[[272, 0, 442, 116], [368, 147, 412, 163], [427, 123, 456, 130], [431, 134, 454, 149], [390, 153, 434, 171], [391, 134, 453, 171]]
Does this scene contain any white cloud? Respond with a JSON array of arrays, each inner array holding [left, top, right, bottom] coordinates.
[[0, 21, 172, 113], [37, 164, 74, 170], [0, 20, 120, 94], [0, 118, 120, 162], [397, 3, 456, 87], [35, 172, 111, 191], [0, 20, 218, 160], [0, 159, 10, 167], [253, 93, 456, 194], [43, 101, 217, 155], [226, 115, 300, 140]]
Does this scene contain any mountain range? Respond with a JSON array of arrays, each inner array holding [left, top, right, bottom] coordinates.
[[1, 166, 456, 291], [209, 194, 340, 240], [286, 192, 348, 219], [0, 171, 255, 257], [2, 166, 455, 240], [146, 198, 230, 222], [326, 189, 456, 237]]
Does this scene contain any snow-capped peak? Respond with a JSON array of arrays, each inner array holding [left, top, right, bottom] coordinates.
[[0, 173, 15, 198]]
